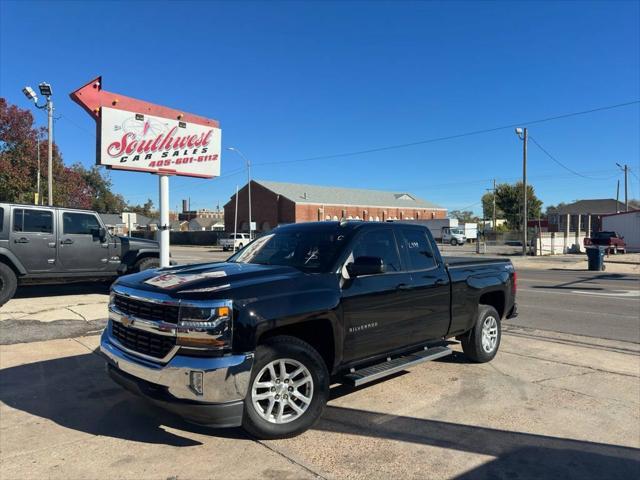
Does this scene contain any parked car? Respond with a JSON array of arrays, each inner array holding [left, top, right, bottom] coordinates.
[[0, 203, 162, 305], [584, 231, 626, 254], [100, 220, 517, 439], [220, 233, 251, 251]]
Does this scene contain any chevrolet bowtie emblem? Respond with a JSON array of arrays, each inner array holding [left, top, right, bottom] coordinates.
[[121, 315, 134, 327]]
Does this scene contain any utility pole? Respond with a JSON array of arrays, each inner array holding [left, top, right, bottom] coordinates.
[[515, 128, 528, 256], [492, 178, 496, 232], [616, 180, 620, 213], [616, 163, 629, 212]]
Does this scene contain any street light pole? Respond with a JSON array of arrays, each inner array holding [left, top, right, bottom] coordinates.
[[46, 96, 53, 206], [227, 147, 253, 239], [515, 128, 528, 256], [36, 132, 41, 205], [22, 82, 54, 206]]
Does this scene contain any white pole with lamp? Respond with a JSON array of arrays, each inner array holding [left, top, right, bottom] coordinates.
[[22, 83, 53, 206], [227, 147, 253, 239]]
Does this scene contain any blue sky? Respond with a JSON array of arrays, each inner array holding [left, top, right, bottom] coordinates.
[[1, 0, 638, 215]]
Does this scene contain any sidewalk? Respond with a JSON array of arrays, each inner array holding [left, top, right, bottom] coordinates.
[[509, 253, 639, 274]]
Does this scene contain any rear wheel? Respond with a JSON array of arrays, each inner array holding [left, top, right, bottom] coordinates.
[[0, 263, 18, 306], [461, 305, 501, 363], [242, 335, 329, 439], [134, 256, 160, 272]]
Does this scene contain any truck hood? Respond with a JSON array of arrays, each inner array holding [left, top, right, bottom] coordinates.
[[115, 261, 304, 300], [118, 236, 159, 252]]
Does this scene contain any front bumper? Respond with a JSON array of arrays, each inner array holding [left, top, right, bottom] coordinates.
[[100, 329, 254, 427]]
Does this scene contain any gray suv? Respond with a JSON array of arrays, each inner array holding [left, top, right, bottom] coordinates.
[[0, 203, 161, 305]]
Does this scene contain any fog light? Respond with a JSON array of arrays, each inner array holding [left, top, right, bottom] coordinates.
[[189, 371, 204, 396]]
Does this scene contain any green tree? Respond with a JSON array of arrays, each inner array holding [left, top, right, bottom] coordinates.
[[481, 192, 504, 221], [449, 210, 478, 223], [544, 202, 566, 217], [72, 164, 127, 213], [494, 182, 543, 231], [127, 198, 155, 217]]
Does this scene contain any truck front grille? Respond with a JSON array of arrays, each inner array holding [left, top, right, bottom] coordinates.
[[114, 295, 180, 324], [111, 321, 176, 359]]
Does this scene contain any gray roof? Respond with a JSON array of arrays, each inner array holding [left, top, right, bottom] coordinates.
[[99, 213, 124, 226], [189, 217, 217, 229], [255, 180, 445, 210], [556, 199, 626, 215]]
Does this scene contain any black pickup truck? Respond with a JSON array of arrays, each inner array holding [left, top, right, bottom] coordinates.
[[101, 221, 517, 439]]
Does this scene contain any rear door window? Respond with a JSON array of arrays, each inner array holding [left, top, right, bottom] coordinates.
[[63, 212, 101, 235], [13, 209, 53, 233], [398, 227, 437, 270], [0, 207, 4, 231]]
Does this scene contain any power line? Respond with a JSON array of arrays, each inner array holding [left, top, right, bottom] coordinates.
[[528, 136, 617, 180], [253, 100, 640, 167]]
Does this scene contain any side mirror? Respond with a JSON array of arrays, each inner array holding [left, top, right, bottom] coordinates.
[[347, 256, 385, 277], [98, 227, 107, 242]]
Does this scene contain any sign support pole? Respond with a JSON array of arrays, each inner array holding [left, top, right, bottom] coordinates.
[[159, 174, 170, 267]]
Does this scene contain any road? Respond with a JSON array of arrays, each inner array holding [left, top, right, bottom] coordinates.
[[508, 268, 640, 343]]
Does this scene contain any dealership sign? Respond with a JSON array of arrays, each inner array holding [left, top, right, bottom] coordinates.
[[70, 76, 221, 178], [100, 108, 221, 178]]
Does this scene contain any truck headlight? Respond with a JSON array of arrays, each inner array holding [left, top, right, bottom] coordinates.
[[176, 303, 233, 352]]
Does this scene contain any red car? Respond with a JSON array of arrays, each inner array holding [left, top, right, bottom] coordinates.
[[584, 231, 626, 254]]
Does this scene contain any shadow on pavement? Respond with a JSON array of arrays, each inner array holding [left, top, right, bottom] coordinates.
[[14, 282, 112, 299], [317, 406, 640, 479], [0, 352, 247, 447], [1, 352, 638, 478]]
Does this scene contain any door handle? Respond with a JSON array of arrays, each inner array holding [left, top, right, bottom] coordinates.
[[14, 237, 29, 244], [61, 239, 74, 245], [396, 283, 412, 291], [434, 279, 446, 286]]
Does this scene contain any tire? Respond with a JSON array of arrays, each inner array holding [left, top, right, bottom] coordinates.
[[0, 263, 18, 306], [237, 243, 244, 251], [450, 238, 458, 246], [134, 256, 160, 272], [461, 305, 501, 363], [242, 335, 329, 439]]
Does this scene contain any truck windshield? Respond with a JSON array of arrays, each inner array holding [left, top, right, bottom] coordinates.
[[228, 226, 347, 273], [451, 229, 463, 235]]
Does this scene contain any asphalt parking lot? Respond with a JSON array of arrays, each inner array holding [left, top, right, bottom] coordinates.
[[0, 246, 638, 479]]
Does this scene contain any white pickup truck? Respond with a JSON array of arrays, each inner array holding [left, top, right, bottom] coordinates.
[[220, 233, 251, 251]]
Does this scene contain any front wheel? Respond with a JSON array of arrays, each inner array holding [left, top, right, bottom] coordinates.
[[461, 305, 501, 363], [450, 238, 458, 246], [242, 335, 329, 439], [134, 256, 160, 272], [0, 263, 18, 306]]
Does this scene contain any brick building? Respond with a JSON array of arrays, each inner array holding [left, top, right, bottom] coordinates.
[[224, 180, 447, 233]]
